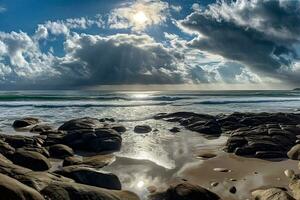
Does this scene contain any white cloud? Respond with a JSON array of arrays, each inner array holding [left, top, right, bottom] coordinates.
[[171, 5, 182, 12], [108, 0, 170, 31]]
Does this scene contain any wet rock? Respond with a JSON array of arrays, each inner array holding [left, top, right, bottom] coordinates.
[[48, 144, 74, 159], [197, 153, 217, 159], [17, 147, 50, 158], [81, 154, 115, 168], [43, 133, 65, 146], [134, 125, 152, 133], [0, 134, 43, 149], [210, 182, 219, 187], [41, 181, 140, 200], [63, 156, 82, 167], [30, 124, 54, 133], [284, 169, 295, 179], [188, 119, 222, 135], [288, 144, 300, 160], [108, 124, 126, 133], [55, 166, 121, 190], [252, 187, 295, 200], [58, 117, 103, 131], [213, 168, 231, 173], [149, 181, 221, 200], [12, 117, 40, 129], [255, 151, 287, 159], [18, 171, 74, 191], [0, 140, 15, 156], [0, 173, 44, 200], [169, 127, 180, 133], [63, 128, 122, 153], [9, 149, 51, 171], [229, 186, 237, 194]]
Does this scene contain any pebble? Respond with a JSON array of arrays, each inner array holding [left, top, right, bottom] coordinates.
[[210, 182, 219, 187], [284, 169, 295, 179], [229, 186, 237, 194], [213, 168, 231, 173]]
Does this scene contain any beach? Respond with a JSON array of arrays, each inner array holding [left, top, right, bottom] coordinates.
[[0, 90, 299, 199]]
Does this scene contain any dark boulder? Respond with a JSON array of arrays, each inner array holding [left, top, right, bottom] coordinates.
[[0, 173, 44, 200], [59, 117, 103, 131], [41, 181, 140, 200], [13, 117, 40, 129], [48, 144, 74, 159], [63, 128, 122, 153], [149, 181, 221, 200], [55, 166, 121, 190], [9, 150, 51, 171], [134, 125, 152, 133]]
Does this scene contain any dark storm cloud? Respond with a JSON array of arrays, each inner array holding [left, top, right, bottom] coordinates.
[[180, 0, 300, 83], [57, 33, 186, 87]]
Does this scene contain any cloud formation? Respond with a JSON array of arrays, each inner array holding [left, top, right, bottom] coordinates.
[[180, 0, 300, 84]]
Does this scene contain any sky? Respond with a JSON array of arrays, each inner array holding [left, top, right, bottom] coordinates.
[[0, 0, 299, 90]]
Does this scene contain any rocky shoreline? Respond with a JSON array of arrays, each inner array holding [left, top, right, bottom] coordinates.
[[0, 112, 299, 199]]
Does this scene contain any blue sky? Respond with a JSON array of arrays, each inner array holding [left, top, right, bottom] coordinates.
[[0, 0, 299, 89]]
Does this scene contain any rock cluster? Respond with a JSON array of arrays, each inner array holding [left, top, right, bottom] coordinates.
[[0, 117, 140, 200], [155, 112, 300, 159]]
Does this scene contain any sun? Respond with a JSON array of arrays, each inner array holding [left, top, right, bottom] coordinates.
[[133, 11, 148, 24]]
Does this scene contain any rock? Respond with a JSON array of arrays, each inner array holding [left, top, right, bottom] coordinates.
[[0, 158, 32, 178], [284, 169, 295, 179], [149, 181, 221, 200], [288, 144, 300, 160], [13, 117, 40, 129], [9, 149, 51, 171], [252, 187, 295, 200], [81, 154, 115, 168], [30, 124, 54, 133], [0, 134, 43, 149], [197, 153, 217, 159], [109, 124, 126, 133], [213, 168, 231, 173], [63, 156, 82, 167], [255, 151, 286, 159], [55, 166, 121, 190], [58, 117, 103, 131], [188, 120, 222, 135], [0, 173, 44, 200], [63, 128, 122, 153], [17, 171, 74, 191], [169, 127, 180, 133], [48, 144, 74, 159], [43, 133, 65, 146], [63, 154, 115, 168], [210, 182, 219, 187], [134, 125, 152, 133], [229, 186, 237, 194], [41, 181, 140, 200], [0, 140, 15, 156], [17, 147, 49, 158]]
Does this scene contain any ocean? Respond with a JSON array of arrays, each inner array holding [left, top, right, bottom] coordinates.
[[1, 90, 300, 199]]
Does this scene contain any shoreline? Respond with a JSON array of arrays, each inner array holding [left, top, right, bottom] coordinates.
[[0, 112, 299, 199]]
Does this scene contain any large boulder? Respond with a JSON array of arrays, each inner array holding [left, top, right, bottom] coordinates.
[[59, 117, 103, 131], [0, 173, 44, 200], [252, 188, 295, 200], [149, 181, 221, 200], [41, 181, 140, 200], [13, 117, 40, 129], [0, 134, 44, 149], [17, 171, 74, 191], [9, 150, 51, 171], [288, 144, 300, 160], [63, 154, 115, 168], [63, 128, 122, 153], [48, 144, 74, 159], [55, 166, 121, 190]]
